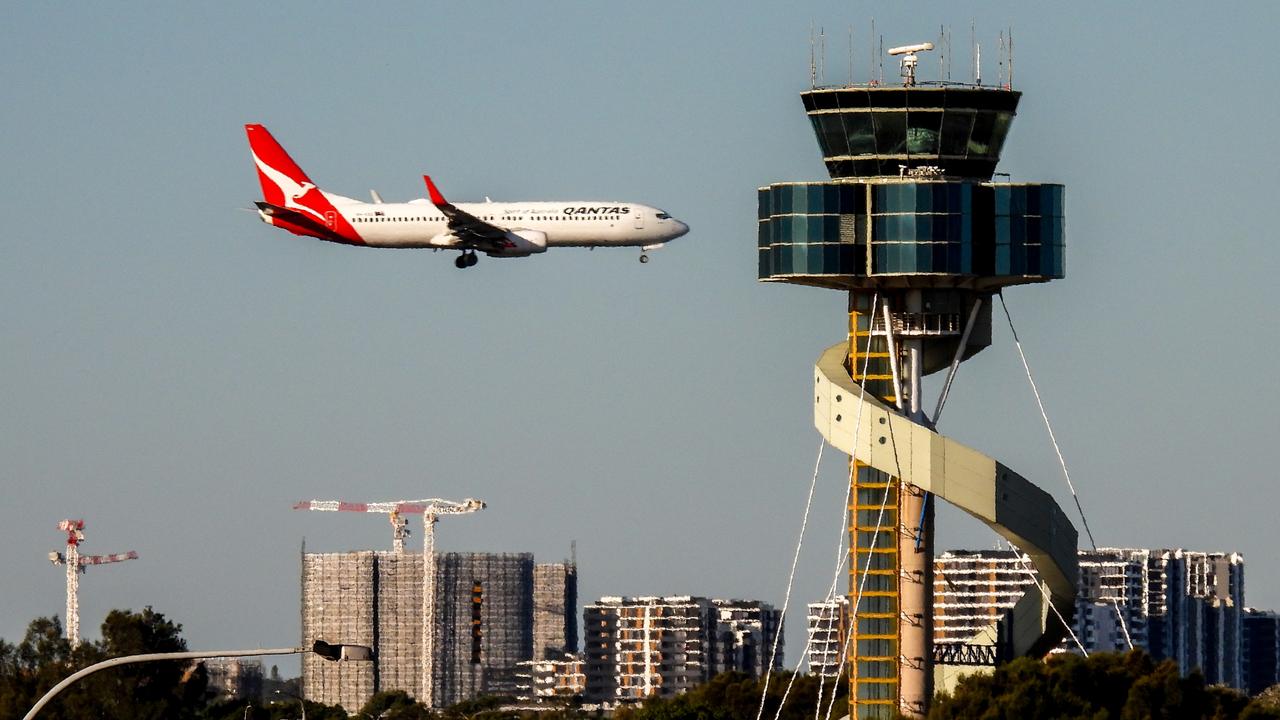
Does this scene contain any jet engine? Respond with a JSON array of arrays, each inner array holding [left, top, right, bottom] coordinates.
[[493, 229, 548, 257]]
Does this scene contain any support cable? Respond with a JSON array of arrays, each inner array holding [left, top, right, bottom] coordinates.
[[824, 336, 907, 720], [766, 294, 880, 720], [809, 294, 878, 720], [1007, 541, 1088, 657], [997, 292, 1133, 650], [753, 436, 826, 720]]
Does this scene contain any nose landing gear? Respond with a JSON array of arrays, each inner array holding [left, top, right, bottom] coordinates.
[[638, 243, 663, 264], [454, 251, 479, 269]]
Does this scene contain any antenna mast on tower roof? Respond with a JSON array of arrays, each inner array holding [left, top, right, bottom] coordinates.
[[848, 25, 854, 84], [819, 26, 827, 85], [1009, 27, 1015, 88]]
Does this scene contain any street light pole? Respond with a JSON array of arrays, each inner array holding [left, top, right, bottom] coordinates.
[[24, 642, 372, 720], [274, 688, 307, 720]]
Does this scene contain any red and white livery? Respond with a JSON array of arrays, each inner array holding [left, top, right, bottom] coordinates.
[[245, 124, 689, 268]]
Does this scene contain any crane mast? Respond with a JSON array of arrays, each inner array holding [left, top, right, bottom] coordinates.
[[48, 520, 138, 648], [293, 496, 485, 706]]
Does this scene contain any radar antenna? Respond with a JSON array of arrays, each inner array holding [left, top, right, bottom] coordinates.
[[888, 42, 934, 87]]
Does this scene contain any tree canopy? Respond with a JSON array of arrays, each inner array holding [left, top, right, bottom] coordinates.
[[613, 670, 847, 720], [928, 650, 1280, 720], [8, 614, 1280, 720], [0, 608, 205, 720]]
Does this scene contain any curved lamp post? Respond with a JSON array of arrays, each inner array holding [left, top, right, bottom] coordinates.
[[24, 641, 372, 720], [273, 687, 307, 720]]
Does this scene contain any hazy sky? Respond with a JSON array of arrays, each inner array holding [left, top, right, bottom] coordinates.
[[3, 3, 1278, 674]]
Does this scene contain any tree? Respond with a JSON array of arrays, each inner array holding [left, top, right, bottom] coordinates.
[[613, 671, 847, 720], [0, 615, 104, 720], [357, 690, 432, 720], [0, 608, 210, 720], [79, 607, 207, 720], [927, 650, 1280, 720]]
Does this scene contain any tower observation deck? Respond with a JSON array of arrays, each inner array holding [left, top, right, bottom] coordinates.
[[758, 47, 1078, 720]]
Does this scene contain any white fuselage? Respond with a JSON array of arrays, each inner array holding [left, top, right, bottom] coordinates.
[[318, 196, 687, 251]]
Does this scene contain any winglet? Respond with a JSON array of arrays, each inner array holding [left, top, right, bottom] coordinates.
[[423, 175, 447, 206]]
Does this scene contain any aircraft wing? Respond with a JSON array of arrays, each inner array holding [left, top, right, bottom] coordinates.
[[423, 176, 514, 253]]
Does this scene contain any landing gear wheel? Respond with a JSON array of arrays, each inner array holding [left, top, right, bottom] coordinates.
[[465, 252, 479, 267], [455, 254, 468, 269], [639, 254, 650, 264]]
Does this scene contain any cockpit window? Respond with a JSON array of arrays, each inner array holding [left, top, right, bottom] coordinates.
[[656, 212, 671, 220]]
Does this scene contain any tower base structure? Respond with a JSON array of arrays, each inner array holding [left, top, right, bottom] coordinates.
[[817, 337, 1077, 717]]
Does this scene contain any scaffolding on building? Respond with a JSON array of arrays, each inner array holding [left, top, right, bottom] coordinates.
[[301, 549, 566, 712]]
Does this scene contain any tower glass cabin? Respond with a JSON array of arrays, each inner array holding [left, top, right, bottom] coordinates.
[[758, 82, 1068, 719]]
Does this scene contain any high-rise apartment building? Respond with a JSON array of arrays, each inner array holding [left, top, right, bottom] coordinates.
[[1244, 608, 1280, 696], [582, 596, 781, 705], [710, 599, 784, 678], [1072, 551, 1149, 652], [932, 550, 1036, 649], [807, 598, 849, 677], [1141, 550, 1244, 688], [515, 653, 587, 702], [931, 547, 1245, 689]]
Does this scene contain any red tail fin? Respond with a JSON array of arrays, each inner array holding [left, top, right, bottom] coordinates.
[[244, 124, 363, 245], [245, 124, 318, 206]]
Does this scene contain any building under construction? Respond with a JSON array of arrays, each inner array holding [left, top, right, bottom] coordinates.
[[533, 562, 578, 660], [301, 550, 577, 712]]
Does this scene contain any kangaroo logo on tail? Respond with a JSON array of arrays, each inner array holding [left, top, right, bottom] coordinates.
[[245, 124, 332, 224], [244, 124, 362, 244]]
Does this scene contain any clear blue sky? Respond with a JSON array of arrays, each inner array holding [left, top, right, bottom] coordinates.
[[3, 2, 1278, 674]]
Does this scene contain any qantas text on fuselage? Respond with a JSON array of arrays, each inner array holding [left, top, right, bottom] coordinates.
[[245, 124, 689, 268]]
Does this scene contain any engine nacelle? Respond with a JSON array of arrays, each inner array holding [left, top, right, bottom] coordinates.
[[493, 229, 548, 257]]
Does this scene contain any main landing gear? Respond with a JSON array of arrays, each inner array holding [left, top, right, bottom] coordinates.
[[454, 251, 479, 269], [639, 254, 650, 264]]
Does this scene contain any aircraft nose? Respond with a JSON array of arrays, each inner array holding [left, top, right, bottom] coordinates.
[[672, 220, 690, 238]]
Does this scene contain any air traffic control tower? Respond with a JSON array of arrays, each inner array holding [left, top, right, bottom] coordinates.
[[758, 44, 1079, 718]]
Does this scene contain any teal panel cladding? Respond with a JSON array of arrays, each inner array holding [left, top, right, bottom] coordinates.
[[757, 181, 1065, 290]]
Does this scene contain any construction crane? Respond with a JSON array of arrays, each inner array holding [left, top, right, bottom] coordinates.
[[292, 499, 421, 553], [292, 496, 485, 707], [48, 519, 139, 648]]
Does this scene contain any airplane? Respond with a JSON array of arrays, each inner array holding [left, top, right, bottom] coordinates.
[[245, 124, 689, 268]]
